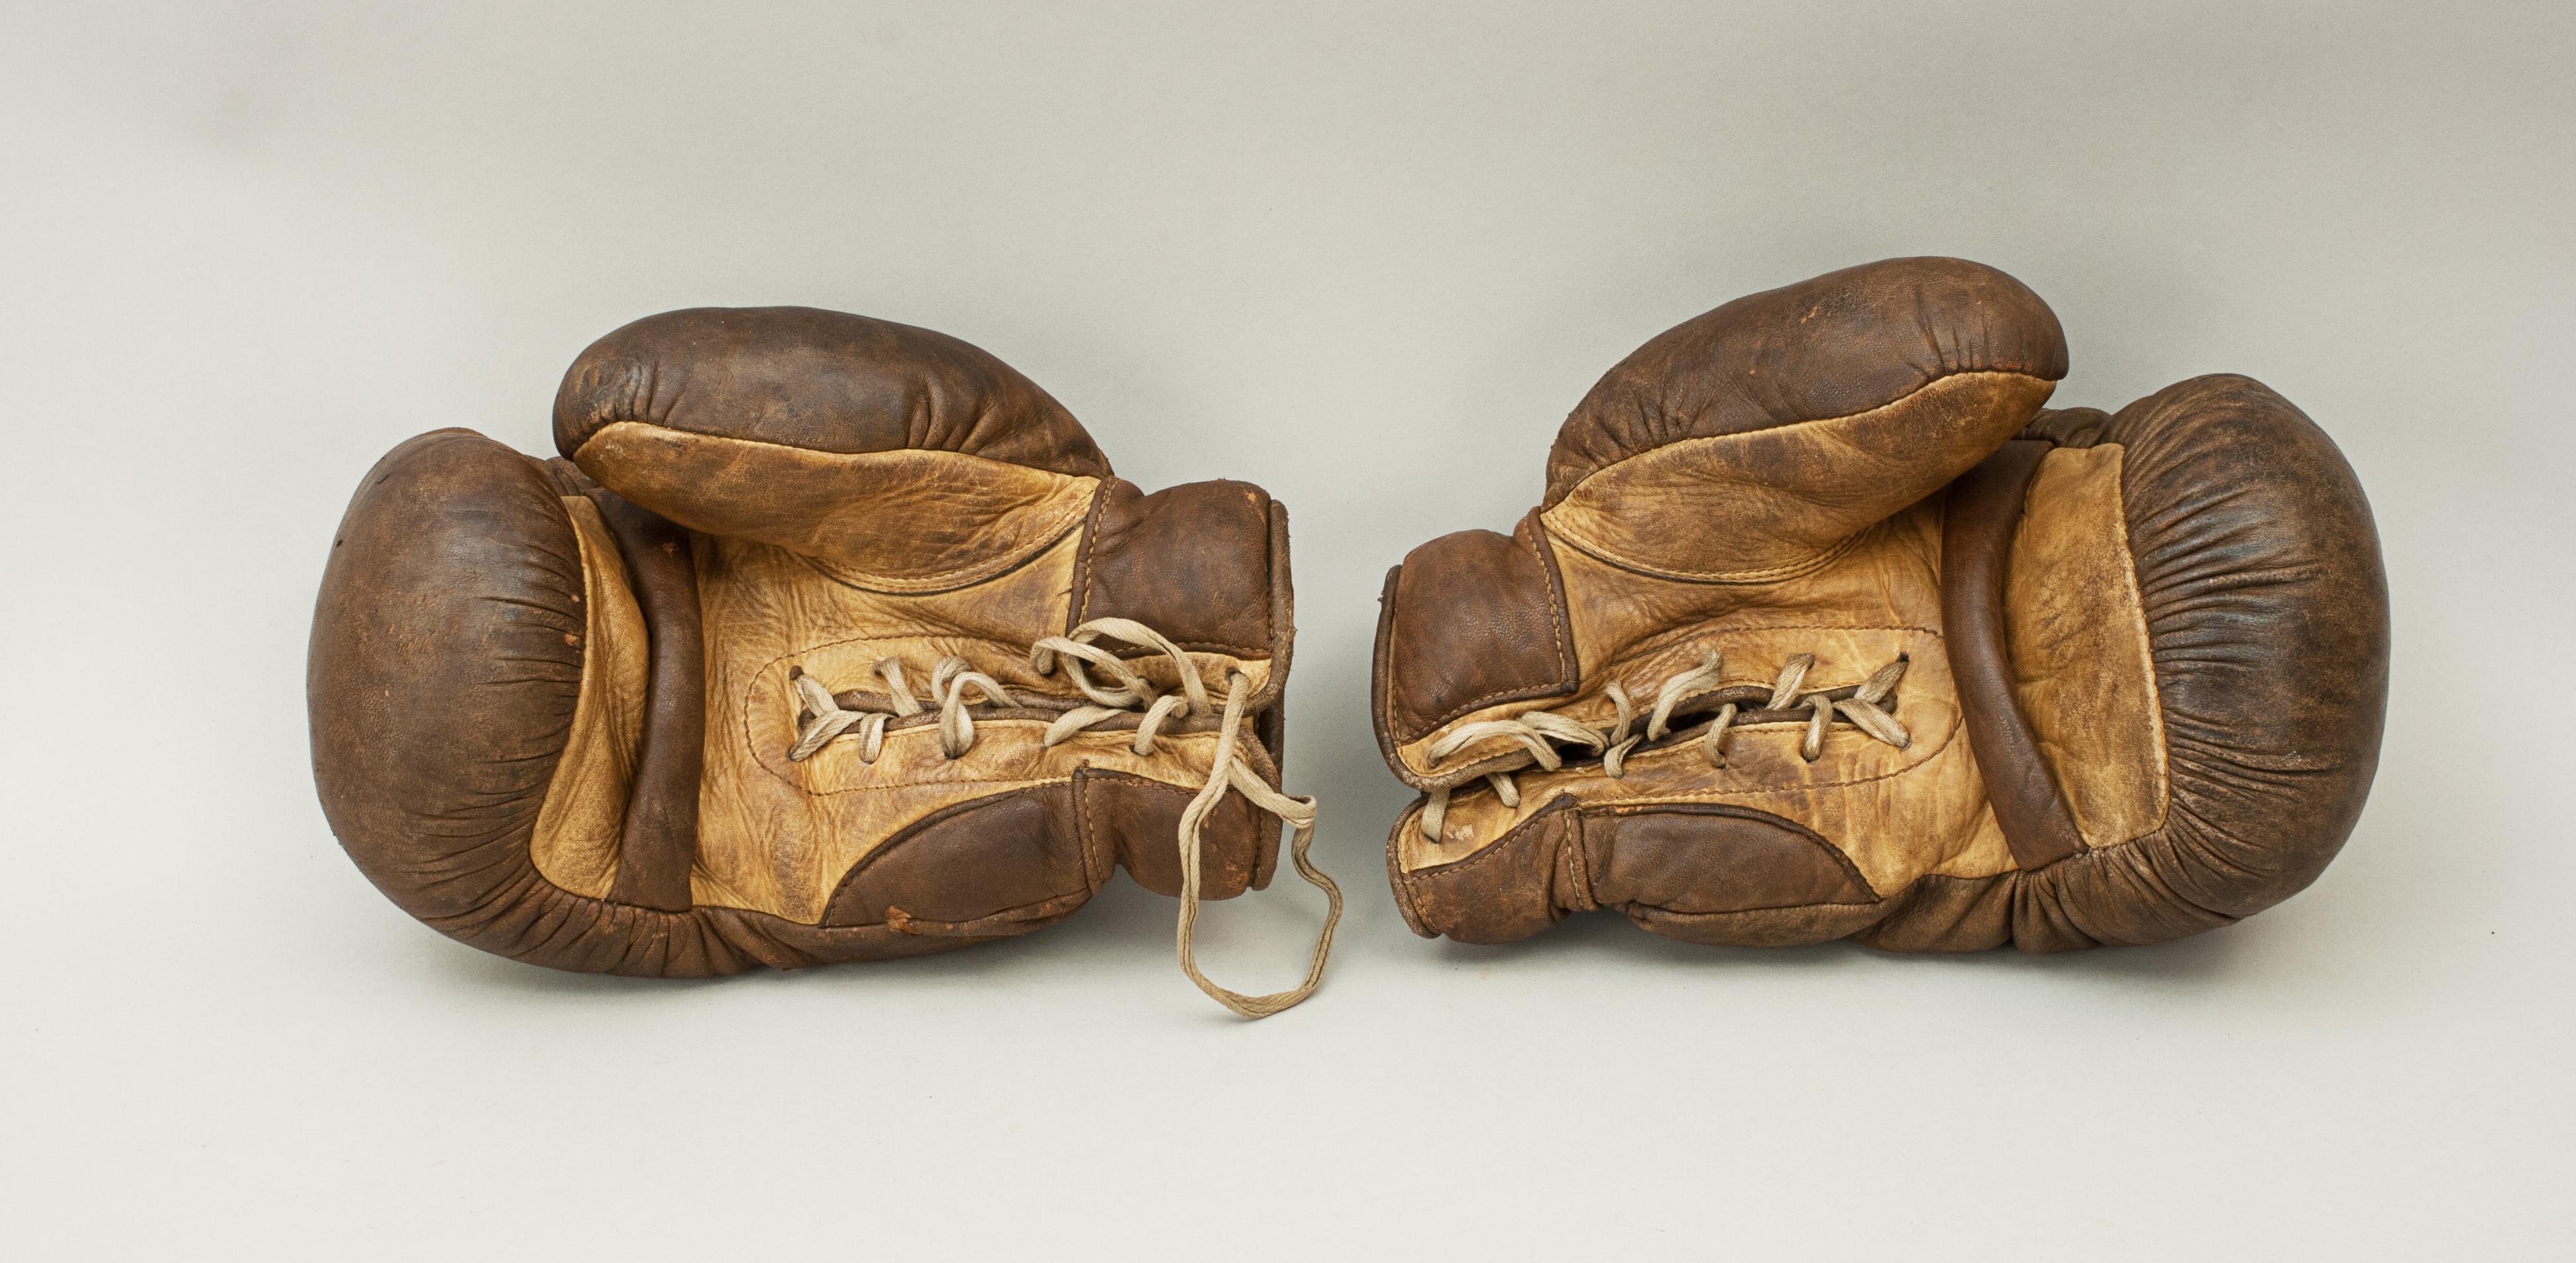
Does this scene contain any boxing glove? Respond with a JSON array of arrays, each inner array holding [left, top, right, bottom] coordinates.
[[311, 307, 1340, 1015], [1373, 258, 2387, 951]]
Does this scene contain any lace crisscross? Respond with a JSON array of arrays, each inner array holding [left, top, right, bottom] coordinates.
[[784, 617, 1342, 1019], [1415, 648, 1911, 841]]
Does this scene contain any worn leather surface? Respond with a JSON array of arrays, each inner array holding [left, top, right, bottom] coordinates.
[[310, 309, 1293, 975], [1376, 258, 2387, 954]]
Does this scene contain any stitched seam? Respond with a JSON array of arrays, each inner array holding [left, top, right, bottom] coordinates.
[[1583, 802, 1878, 898], [1407, 797, 1576, 879], [1541, 512, 1864, 583], [1619, 897, 1879, 916], [1602, 621, 1941, 682], [803, 495, 1091, 592], [1072, 770, 1105, 889], [780, 728, 1216, 796], [577, 423, 1098, 594], [1385, 517, 1582, 744], [578, 421, 1103, 481], [1531, 513, 1576, 683], [1583, 713, 1960, 803], [1562, 807, 1595, 907], [1071, 480, 1110, 631], [1546, 369, 2050, 505], [1418, 715, 1965, 873], [2102, 444, 2174, 842]]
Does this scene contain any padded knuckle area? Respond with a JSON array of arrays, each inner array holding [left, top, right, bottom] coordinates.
[[1377, 519, 1576, 746], [2093, 374, 2389, 918], [309, 429, 587, 919], [1077, 478, 1278, 656]]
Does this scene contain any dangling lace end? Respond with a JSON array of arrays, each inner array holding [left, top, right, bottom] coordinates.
[[1173, 669, 1342, 1019]]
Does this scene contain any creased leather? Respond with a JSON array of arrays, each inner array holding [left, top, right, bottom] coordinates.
[[584, 484, 704, 913], [554, 306, 1109, 475], [1375, 259, 2387, 958], [1544, 256, 2066, 505], [1943, 438, 2087, 869], [1076, 478, 1279, 656], [1376, 509, 1579, 746], [311, 309, 1295, 976], [527, 494, 646, 900], [2003, 443, 2167, 848]]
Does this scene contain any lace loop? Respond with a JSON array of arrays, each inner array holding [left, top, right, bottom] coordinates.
[[1415, 646, 1912, 840], [786, 619, 1337, 1019]]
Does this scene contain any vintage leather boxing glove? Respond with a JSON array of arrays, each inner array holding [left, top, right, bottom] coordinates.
[[311, 308, 1340, 1015], [1373, 258, 2387, 951]]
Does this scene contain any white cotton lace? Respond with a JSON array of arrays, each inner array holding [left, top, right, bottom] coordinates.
[[1416, 649, 1911, 841], [786, 617, 1342, 1019]]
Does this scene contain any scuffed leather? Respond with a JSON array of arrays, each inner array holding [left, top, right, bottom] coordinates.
[[1544, 256, 2067, 505], [2003, 442, 2167, 848], [555, 306, 1109, 474], [1376, 510, 1579, 746], [311, 309, 1295, 976], [1376, 258, 2387, 955]]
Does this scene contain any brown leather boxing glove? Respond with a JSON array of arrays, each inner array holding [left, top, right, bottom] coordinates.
[[1373, 258, 2387, 951], [311, 307, 1339, 1015]]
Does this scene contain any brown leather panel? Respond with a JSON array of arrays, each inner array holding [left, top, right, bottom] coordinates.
[[1250, 497, 1293, 785], [1078, 769, 1270, 901], [582, 487, 704, 913], [1376, 511, 1580, 747], [820, 785, 1093, 929], [1389, 796, 1582, 944], [2021, 405, 2113, 448], [2004, 445, 2168, 848], [1941, 438, 2086, 870], [1073, 478, 1275, 656], [1582, 803, 1877, 915], [310, 430, 606, 955], [553, 306, 1110, 476], [2017, 374, 2388, 943], [1544, 256, 2066, 505], [572, 424, 1099, 593], [1853, 872, 2017, 952], [1623, 899, 1890, 948], [1540, 371, 2057, 581], [527, 496, 647, 899]]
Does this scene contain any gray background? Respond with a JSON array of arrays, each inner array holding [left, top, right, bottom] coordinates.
[[4, 2, 2568, 1257]]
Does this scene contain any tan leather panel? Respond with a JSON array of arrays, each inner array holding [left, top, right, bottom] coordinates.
[[1389, 501, 1947, 783], [529, 495, 649, 898], [575, 421, 1100, 593], [690, 527, 1271, 922], [2006, 444, 2169, 846], [1537, 372, 2054, 581], [1391, 504, 2019, 893]]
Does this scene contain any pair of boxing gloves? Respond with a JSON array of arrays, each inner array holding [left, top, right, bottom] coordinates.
[[309, 257, 2390, 1017]]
